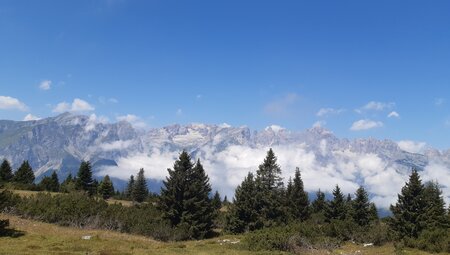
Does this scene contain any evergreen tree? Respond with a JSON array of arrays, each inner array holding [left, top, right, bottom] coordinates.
[[345, 193, 354, 220], [211, 190, 222, 211], [225, 172, 259, 233], [75, 161, 94, 195], [39, 171, 60, 192], [422, 181, 449, 230], [60, 173, 76, 193], [13, 160, 35, 184], [368, 203, 379, 222], [352, 186, 371, 226], [181, 159, 214, 239], [159, 151, 215, 239], [390, 169, 427, 239], [98, 175, 115, 200], [223, 195, 229, 205], [0, 159, 13, 182], [254, 148, 285, 227], [132, 168, 148, 203], [286, 168, 309, 221], [312, 189, 326, 214], [325, 185, 346, 221], [126, 175, 135, 199]]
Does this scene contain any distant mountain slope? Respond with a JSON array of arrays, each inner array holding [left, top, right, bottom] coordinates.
[[0, 113, 448, 208]]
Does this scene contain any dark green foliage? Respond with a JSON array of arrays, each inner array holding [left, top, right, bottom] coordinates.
[[311, 189, 326, 214], [286, 168, 309, 221], [0, 159, 13, 182], [159, 151, 215, 239], [39, 171, 60, 192], [75, 161, 94, 195], [368, 203, 379, 222], [98, 175, 115, 200], [389, 169, 427, 239], [60, 174, 76, 193], [352, 186, 371, 226], [422, 181, 449, 230], [211, 190, 222, 211], [254, 148, 286, 227], [125, 175, 135, 199], [132, 168, 148, 203], [223, 195, 229, 205], [13, 160, 35, 184], [325, 185, 346, 222], [225, 172, 259, 233]]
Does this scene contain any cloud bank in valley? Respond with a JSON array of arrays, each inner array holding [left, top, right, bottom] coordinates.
[[97, 142, 450, 209]]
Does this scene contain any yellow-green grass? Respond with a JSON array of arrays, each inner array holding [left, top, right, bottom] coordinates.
[[1, 189, 133, 207], [1, 214, 448, 255]]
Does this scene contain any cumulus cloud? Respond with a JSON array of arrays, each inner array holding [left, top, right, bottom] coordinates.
[[350, 119, 383, 131], [422, 162, 450, 205], [264, 93, 299, 115], [39, 80, 52, 90], [116, 114, 146, 128], [23, 114, 41, 121], [98, 140, 134, 151], [0, 96, 28, 111], [316, 108, 345, 117], [85, 113, 109, 131], [387, 111, 400, 118], [356, 101, 395, 113], [265, 125, 285, 132], [52, 98, 95, 113], [397, 140, 427, 154]]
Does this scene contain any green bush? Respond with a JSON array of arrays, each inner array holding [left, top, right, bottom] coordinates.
[[415, 228, 450, 253]]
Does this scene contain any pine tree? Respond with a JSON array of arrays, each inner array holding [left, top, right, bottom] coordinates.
[[75, 161, 94, 195], [13, 160, 35, 184], [39, 171, 60, 192], [312, 189, 326, 214], [390, 169, 427, 239], [60, 173, 76, 193], [0, 159, 13, 182], [422, 181, 449, 230], [212, 190, 222, 211], [352, 186, 371, 226], [132, 168, 148, 203], [223, 195, 229, 205], [368, 203, 379, 222], [98, 175, 115, 200], [126, 175, 135, 199], [325, 185, 346, 222], [286, 168, 309, 221], [225, 172, 259, 233], [159, 152, 215, 239], [254, 148, 285, 227], [180, 159, 214, 239]]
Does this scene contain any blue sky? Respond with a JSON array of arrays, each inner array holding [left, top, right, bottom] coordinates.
[[1, 0, 450, 148]]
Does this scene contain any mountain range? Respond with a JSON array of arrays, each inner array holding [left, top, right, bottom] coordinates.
[[0, 112, 449, 208]]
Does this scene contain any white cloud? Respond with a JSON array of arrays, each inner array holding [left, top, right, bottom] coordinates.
[[39, 80, 52, 90], [356, 101, 395, 113], [176, 108, 183, 116], [264, 93, 299, 115], [98, 140, 134, 151], [422, 162, 450, 205], [387, 111, 400, 118], [52, 98, 95, 113], [108, 98, 118, 103], [316, 108, 344, 117], [350, 119, 383, 131], [435, 98, 445, 106], [23, 114, 41, 121], [85, 113, 109, 131], [116, 114, 146, 128], [0, 96, 28, 111], [397, 140, 427, 154], [313, 120, 326, 128], [265, 125, 285, 132]]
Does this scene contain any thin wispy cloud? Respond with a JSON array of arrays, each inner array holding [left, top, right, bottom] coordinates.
[[316, 107, 345, 117], [176, 108, 183, 116], [356, 101, 395, 113], [52, 98, 95, 113], [387, 111, 400, 118], [23, 113, 41, 121], [397, 140, 427, 154], [0, 96, 28, 111], [116, 114, 147, 128], [264, 93, 299, 116], [350, 119, 383, 131], [435, 98, 445, 106], [39, 80, 52, 90]]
